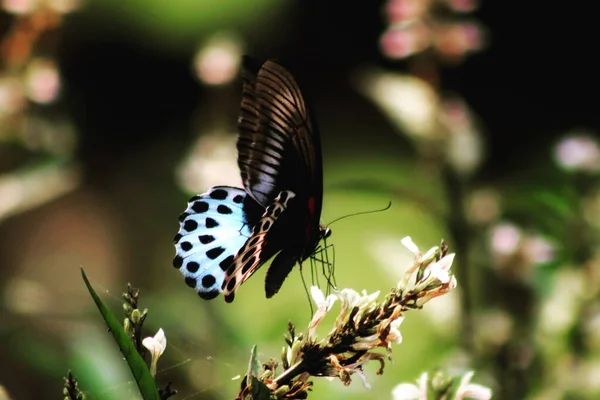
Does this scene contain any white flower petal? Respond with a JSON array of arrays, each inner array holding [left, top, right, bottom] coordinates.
[[142, 328, 167, 357], [421, 245, 439, 262], [311, 286, 325, 306], [456, 371, 492, 400], [460, 384, 493, 400], [392, 372, 428, 400], [401, 236, 420, 254], [392, 383, 421, 400], [437, 253, 455, 272]]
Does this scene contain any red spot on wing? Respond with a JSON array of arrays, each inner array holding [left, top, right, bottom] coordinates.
[[308, 196, 316, 215], [306, 196, 316, 236]]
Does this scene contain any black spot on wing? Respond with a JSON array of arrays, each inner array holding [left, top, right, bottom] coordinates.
[[206, 217, 218, 228], [217, 205, 232, 214], [279, 192, 288, 203], [226, 277, 237, 291], [224, 292, 235, 302], [199, 235, 215, 244], [192, 201, 209, 213], [173, 233, 182, 244], [210, 189, 228, 200], [219, 255, 234, 271], [183, 220, 198, 232], [184, 277, 196, 288], [241, 258, 254, 274], [199, 290, 220, 300], [180, 242, 193, 252], [233, 194, 244, 203], [173, 255, 183, 268], [242, 249, 253, 263], [186, 261, 200, 273], [206, 247, 225, 260], [178, 212, 189, 222], [201, 274, 216, 288]]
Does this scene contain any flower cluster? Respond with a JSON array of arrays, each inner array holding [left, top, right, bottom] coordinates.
[[380, 0, 484, 61], [0, 0, 81, 222], [1, 0, 80, 123], [236, 237, 457, 399]]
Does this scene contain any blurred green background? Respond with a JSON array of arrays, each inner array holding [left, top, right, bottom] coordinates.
[[1, 0, 599, 399]]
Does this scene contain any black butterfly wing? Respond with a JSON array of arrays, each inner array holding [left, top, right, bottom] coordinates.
[[237, 57, 323, 214], [221, 58, 325, 301]]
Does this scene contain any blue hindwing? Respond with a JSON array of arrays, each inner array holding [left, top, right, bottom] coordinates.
[[173, 186, 251, 300]]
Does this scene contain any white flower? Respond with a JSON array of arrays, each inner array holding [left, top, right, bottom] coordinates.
[[392, 372, 428, 400], [355, 70, 439, 140], [554, 133, 600, 172], [311, 286, 337, 311], [455, 371, 492, 400], [142, 328, 167, 377], [428, 253, 455, 284], [387, 316, 404, 344], [334, 288, 361, 326], [307, 287, 337, 339], [355, 289, 381, 312]]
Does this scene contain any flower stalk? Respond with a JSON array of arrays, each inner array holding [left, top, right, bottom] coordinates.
[[236, 237, 457, 399]]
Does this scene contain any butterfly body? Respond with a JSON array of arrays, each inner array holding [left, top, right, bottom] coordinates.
[[174, 57, 330, 302]]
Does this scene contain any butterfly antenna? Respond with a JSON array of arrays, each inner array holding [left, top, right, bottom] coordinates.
[[326, 201, 392, 227]]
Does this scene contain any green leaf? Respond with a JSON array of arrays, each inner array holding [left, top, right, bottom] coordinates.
[[249, 376, 271, 400], [81, 268, 160, 400], [247, 345, 260, 378]]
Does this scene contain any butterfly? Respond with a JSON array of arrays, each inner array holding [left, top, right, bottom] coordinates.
[[173, 57, 331, 303]]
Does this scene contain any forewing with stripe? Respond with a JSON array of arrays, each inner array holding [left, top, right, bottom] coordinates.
[[237, 57, 323, 218]]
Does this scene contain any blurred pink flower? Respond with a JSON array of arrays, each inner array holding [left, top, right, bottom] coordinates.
[[193, 34, 242, 86], [2, 0, 37, 14], [385, 0, 430, 24], [433, 23, 484, 59], [441, 96, 484, 175], [25, 58, 61, 104], [554, 133, 600, 172], [489, 223, 556, 279], [381, 0, 484, 61], [489, 223, 522, 256], [380, 23, 430, 59], [445, 0, 478, 13], [522, 235, 555, 264]]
